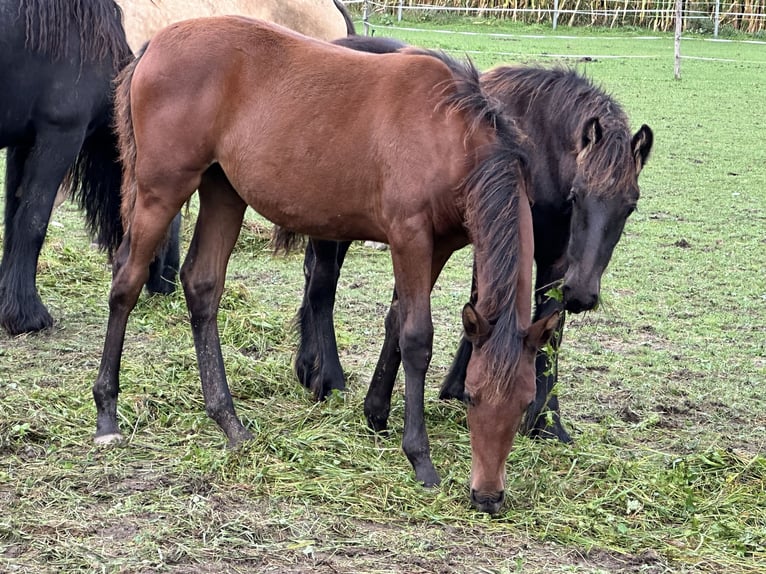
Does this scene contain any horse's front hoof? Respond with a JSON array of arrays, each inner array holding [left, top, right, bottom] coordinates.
[[365, 412, 389, 435], [227, 428, 254, 448], [0, 303, 54, 336], [94, 432, 124, 445], [416, 466, 441, 488], [526, 419, 572, 444]]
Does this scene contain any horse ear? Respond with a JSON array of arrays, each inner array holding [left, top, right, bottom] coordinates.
[[632, 124, 653, 174], [462, 302, 493, 348], [524, 311, 561, 351], [580, 117, 603, 151]]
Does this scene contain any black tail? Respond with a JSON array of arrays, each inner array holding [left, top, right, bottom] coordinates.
[[62, 117, 124, 256], [333, 0, 356, 35]]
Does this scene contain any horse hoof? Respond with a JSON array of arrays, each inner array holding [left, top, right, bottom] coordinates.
[[528, 422, 573, 444], [227, 428, 254, 448], [365, 413, 389, 434], [0, 307, 54, 336], [416, 466, 441, 488], [94, 433, 123, 445]]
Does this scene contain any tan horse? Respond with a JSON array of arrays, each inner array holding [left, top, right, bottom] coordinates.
[[115, 0, 351, 50]]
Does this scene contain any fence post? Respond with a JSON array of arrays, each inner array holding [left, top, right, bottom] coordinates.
[[553, 0, 560, 30], [363, 0, 370, 36], [714, 0, 720, 37], [674, 0, 683, 79], [398, 0, 404, 22]]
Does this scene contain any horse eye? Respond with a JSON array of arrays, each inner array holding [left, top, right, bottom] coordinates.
[[567, 190, 578, 204]]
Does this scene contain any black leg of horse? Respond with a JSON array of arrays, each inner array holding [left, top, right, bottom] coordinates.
[[439, 262, 478, 401], [295, 238, 352, 400], [181, 170, 251, 446], [438, 337, 472, 401], [0, 134, 84, 335], [144, 212, 181, 295], [93, 237, 139, 442], [519, 302, 571, 442], [364, 289, 402, 434]]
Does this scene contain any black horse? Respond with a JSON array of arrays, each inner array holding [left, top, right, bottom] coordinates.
[[292, 37, 653, 442], [0, 0, 178, 336]]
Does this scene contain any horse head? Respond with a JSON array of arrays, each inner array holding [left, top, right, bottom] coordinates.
[[562, 118, 653, 313], [462, 305, 560, 514]]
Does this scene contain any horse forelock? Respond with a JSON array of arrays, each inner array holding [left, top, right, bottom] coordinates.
[[22, 0, 131, 69], [578, 128, 639, 199]]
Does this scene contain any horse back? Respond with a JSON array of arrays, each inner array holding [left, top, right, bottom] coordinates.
[[116, 0, 349, 52], [130, 17, 482, 240]]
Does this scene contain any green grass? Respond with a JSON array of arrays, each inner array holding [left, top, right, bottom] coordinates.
[[1, 17, 765, 573]]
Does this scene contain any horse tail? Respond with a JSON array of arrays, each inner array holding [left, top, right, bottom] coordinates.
[[271, 227, 306, 255], [113, 47, 146, 234], [333, 0, 356, 35], [61, 118, 124, 256]]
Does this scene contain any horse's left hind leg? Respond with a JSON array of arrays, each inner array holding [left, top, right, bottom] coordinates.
[[296, 238, 351, 400], [0, 132, 85, 335], [181, 167, 251, 446], [93, 199, 182, 443]]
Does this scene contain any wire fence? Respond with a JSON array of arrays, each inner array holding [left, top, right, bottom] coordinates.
[[345, 0, 766, 35]]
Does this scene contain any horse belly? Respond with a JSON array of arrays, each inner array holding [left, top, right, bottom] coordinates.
[[225, 165, 386, 242]]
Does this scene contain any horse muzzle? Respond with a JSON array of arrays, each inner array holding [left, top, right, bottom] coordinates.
[[562, 282, 599, 313], [470, 488, 505, 515]]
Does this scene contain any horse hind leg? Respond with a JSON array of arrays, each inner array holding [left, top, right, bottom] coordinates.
[[296, 238, 351, 400], [93, 176, 192, 443], [0, 132, 86, 335], [180, 166, 251, 446]]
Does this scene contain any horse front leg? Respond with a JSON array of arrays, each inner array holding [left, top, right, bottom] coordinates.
[[519, 263, 571, 442], [387, 241, 452, 487], [181, 169, 250, 446], [0, 133, 84, 335], [438, 259, 478, 401], [295, 238, 351, 400], [364, 288, 402, 433]]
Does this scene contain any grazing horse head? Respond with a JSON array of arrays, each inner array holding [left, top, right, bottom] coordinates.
[[463, 307, 560, 513], [563, 117, 653, 312], [451, 117, 559, 514]]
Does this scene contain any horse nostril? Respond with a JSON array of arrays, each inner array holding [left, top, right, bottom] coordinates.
[[470, 489, 506, 515]]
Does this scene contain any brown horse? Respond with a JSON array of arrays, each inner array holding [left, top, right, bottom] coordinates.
[[93, 16, 556, 513]]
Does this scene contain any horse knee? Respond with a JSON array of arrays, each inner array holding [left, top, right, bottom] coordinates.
[[180, 271, 218, 320]]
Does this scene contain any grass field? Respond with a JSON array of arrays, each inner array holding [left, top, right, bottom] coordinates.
[[1, 15, 765, 574]]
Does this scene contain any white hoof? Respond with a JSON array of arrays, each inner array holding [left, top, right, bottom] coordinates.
[[94, 433, 124, 445]]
